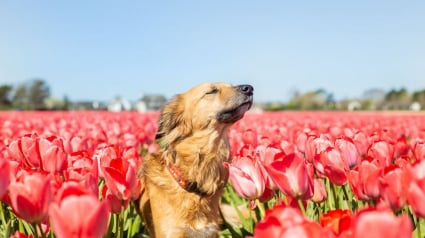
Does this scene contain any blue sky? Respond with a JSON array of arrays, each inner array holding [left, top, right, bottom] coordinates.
[[0, 1, 424, 102]]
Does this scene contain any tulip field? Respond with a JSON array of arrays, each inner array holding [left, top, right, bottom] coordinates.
[[1, 111, 425, 238]]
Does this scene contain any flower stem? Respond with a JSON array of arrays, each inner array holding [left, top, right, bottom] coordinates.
[[118, 202, 125, 238], [297, 199, 306, 216], [416, 216, 422, 238], [31, 223, 40, 238], [256, 199, 266, 219], [341, 184, 352, 210], [330, 183, 339, 209]]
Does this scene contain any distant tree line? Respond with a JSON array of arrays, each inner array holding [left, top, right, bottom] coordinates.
[[1, 79, 425, 111], [264, 87, 425, 111], [0, 79, 59, 110]]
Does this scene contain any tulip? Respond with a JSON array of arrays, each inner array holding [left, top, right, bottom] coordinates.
[[320, 209, 353, 235], [0, 158, 10, 198], [98, 145, 141, 200], [225, 155, 266, 200], [10, 231, 34, 238], [254, 205, 334, 238], [352, 132, 369, 158], [412, 140, 425, 161], [264, 153, 313, 200], [254, 205, 305, 238], [334, 138, 360, 169], [347, 159, 382, 201], [352, 207, 412, 238], [8, 171, 52, 223], [405, 160, 425, 218], [255, 145, 285, 190], [304, 135, 333, 163], [315, 148, 347, 185], [367, 141, 395, 168], [379, 165, 407, 210], [102, 184, 128, 214], [7, 134, 68, 173], [312, 178, 327, 203], [49, 195, 109, 238]]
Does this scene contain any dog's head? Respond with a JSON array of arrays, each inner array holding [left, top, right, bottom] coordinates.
[[155, 82, 253, 146]]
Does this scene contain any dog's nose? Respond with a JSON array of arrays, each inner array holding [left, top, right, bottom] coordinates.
[[237, 84, 254, 96]]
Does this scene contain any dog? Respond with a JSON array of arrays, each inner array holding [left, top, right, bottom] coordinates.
[[138, 82, 253, 238]]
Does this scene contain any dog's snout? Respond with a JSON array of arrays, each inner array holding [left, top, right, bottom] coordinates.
[[237, 84, 254, 96]]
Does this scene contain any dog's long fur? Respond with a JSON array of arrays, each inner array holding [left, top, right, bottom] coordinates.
[[138, 82, 253, 238]]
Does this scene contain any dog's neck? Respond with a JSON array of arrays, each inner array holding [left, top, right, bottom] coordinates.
[[163, 129, 231, 196]]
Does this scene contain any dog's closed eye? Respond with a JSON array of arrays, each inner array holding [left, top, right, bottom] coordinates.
[[205, 87, 219, 95]]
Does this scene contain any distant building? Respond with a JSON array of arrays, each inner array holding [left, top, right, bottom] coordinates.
[[136, 94, 167, 112], [107, 96, 131, 112], [70, 101, 107, 110], [410, 102, 421, 111]]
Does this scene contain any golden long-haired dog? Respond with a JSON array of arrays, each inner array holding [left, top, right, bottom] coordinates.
[[138, 82, 253, 238]]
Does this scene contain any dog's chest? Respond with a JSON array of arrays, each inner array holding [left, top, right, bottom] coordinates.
[[183, 222, 219, 238]]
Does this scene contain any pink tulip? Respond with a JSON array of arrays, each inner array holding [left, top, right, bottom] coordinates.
[[255, 145, 285, 190], [312, 179, 327, 203], [254, 205, 305, 238], [412, 140, 425, 161], [352, 207, 412, 238], [334, 138, 360, 169], [379, 165, 407, 210], [8, 171, 52, 223], [254, 205, 334, 238], [102, 184, 128, 214], [367, 141, 395, 168], [405, 160, 425, 218], [0, 158, 11, 198], [7, 134, 68, 173], [10, 231, 34, 238], [352, 132, 369, 157], [315, 148, 347, 185], [264, 153, 313, 200], [348, 159, 382, 201], [98, 145, 141, 200], [304, 135, 333, 163], [49, 195, 109, 238], [225, 155, 266, 200]]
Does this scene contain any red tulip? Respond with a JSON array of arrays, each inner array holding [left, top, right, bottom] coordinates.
[[320, 209, 353, 235], [255, 145, 286, 190], [304, 135, 332, 163], [352, 132, 369, 157], [254, 205, 305, 238], [225, 155, 266, 200], [54, 180, 97, 203], [405, 160, 425, 218], [264, 153, 313, 200], [280, 220, 333, 238], [352, 207, 412, 238], [0, 158, 11, 198], [412, 140, 425, 161], [367, 141, 395, 168], [10, 231, 34, 238], [102, 184, 127, 214], [98, 145, 141, 200], [7, 134, 68, 173], [254, 205, 334, 238], [315, 148, 347, 185], [65, 151, 99, 197], [380, 164, 407, 210], [8, 171, 52, 223], [334, 138, 360, 169], [348, 159, 382, 201], [49, 195, 109, 238], [312, 178, 327, 203]]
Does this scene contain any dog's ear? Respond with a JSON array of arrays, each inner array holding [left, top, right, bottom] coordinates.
[[155, 94, 191, 147]]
